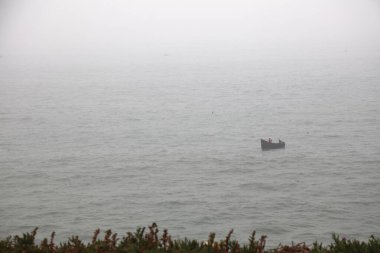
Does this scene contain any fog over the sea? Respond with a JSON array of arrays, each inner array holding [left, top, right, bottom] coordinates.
[[0, 0, 380, 61], [1, 0, 380, 245]]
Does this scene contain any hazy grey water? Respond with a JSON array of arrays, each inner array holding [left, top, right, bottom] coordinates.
[[1, 55, 379, 247]]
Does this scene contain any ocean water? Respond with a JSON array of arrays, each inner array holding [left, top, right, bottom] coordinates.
[[1, 54, 379, 247]]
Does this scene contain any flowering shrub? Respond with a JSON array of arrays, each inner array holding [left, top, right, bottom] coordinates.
[[0, 224, 378, 253]]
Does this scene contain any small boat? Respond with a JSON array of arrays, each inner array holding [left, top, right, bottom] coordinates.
[[261, 139, 285, 150]]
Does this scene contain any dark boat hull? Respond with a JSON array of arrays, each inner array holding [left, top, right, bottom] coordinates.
[[261, 139, 285, 150]]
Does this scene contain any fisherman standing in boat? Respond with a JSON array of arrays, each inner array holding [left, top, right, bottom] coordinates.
[[269, 138, 272, 143]]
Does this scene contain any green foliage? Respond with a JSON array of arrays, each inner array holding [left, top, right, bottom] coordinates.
[[241, 231, 266, 253], [311, 234, 380, 253], [0, 224, 379, 253], [327, 233, 380, 253]]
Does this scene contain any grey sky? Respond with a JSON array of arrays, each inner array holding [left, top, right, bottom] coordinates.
[[0, 0, 379, 57]]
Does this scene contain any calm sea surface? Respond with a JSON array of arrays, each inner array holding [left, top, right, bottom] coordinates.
[[1, 54, 379, 247]]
